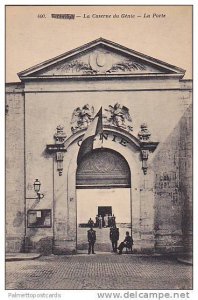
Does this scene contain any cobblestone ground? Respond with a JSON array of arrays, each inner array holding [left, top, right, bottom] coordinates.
[[6, 254, 192, 290]]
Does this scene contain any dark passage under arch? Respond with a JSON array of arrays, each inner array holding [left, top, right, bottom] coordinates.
[[76, 148, 131, 189]]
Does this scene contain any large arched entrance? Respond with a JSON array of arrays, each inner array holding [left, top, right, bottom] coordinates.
[[76, 148, 131, 253], [49, 126, 158, 255]]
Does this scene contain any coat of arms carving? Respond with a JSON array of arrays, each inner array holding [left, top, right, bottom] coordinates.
[[71, 104, 94, 133], [103, 103, 133, 131], [71, 103, 133, 133]]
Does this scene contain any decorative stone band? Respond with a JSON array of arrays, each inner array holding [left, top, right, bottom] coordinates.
[[46, 125, 159, 176]]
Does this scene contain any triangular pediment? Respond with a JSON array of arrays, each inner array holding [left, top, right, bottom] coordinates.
[[18, 38, 185, 79]]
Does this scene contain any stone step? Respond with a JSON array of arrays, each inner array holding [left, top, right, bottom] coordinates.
[[78, 242, 112, 252]]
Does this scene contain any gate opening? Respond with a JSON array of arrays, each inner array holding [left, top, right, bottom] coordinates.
[[76, 148, 131, 253]]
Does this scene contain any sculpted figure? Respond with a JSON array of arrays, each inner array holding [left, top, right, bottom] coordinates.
[[104, 103, 133, 131], [71, 104, 94, 133]]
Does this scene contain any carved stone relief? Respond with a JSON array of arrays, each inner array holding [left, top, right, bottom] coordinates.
[[56, 57, 146, 75], [71, 104, 94, 133], [103, 103, 133, 132], [54, 125, 67, 176], [107, 60, 146, 73], [37, 48, 151, 76], [76, 149, 131, 187], [47, 105, 158, 176], [77, 149, 130, 174], [70, 103, 133, 133], [56, 60, 97, 75], [138, 123, 151, 141]]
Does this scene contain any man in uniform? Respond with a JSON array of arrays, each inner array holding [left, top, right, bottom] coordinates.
[[87, 226, 96, 254], [110, 225, 119, 252], [117, 231, 133, 254], [112, 214, 116, 227]]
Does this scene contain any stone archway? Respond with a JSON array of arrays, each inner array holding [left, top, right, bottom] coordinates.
[[47, 125, 158, 254], [76, 148, 132, 252]]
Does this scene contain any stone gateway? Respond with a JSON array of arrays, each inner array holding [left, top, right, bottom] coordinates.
[[5, 38, 192, 256]]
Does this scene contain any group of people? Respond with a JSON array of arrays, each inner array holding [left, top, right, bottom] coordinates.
[[88, 214, 116, 229], [87, 224, 133, 255]]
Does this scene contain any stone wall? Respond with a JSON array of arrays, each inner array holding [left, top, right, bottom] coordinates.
[[153, 102, 192, 254], [6, 83, 25, 252], [179, 105, 192, 255], [5, 78, 192, 254]]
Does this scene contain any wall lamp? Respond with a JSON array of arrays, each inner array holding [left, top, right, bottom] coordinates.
[[33, 179, 44, 200], [26, 179, 44, 200]]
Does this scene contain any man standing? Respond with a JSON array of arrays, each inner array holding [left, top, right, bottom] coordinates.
[[117, 231, 133, 254], [95, 215, 99, 227], [110, 225, 119, 252], [104, 214, 108, 227], [108, 214, 112, 227], [88, 217, 94, 228], [87, 226, 96, 254], [112, 214, 116, 227], [98, 215, 103, 229]]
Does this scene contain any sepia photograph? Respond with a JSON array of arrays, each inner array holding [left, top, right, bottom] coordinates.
[[5, 5, 193, 291]]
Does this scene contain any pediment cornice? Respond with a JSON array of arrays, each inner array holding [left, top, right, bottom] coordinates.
[[18, 38, 185, 80]]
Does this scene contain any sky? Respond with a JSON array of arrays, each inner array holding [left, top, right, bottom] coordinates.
[[6, 5, 192, 82]]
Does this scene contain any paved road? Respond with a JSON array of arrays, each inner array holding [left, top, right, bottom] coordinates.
[[6, 254, 192, 290]]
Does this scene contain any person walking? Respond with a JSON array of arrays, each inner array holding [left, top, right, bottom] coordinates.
[[87, 226, 96, 254], [110, 225, 119, 252]]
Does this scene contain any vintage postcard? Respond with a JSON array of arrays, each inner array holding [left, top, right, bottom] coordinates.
[[5, 5, 193, 293]]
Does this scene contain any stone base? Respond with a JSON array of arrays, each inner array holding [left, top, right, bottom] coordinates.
[[6, 236, 25, 253], [133, 237, 155, 254], [155, 232, 184, 254], [183, 231, 193, 255], [24, 236, 53, 255], [155, 241, 183, 254], [53, 239, 77, 255], [155, 245, 183, 255]]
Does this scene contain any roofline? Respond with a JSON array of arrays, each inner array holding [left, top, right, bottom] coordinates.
[[5, 81, 23, 85], [19, 73, 185, 81], [98, 38, 185, 73], [18, 37, 185, 78]]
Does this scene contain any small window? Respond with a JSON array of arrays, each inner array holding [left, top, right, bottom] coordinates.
[[27, 209, 52, 228]]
